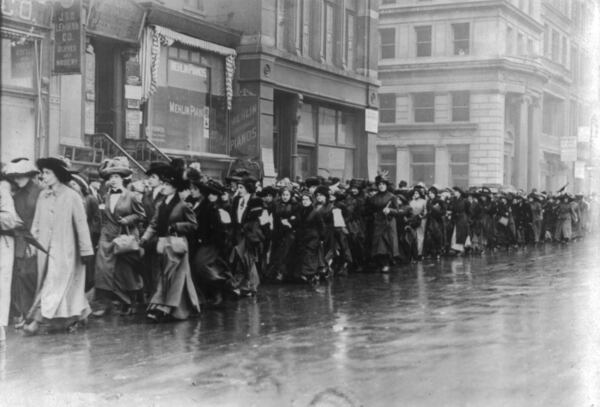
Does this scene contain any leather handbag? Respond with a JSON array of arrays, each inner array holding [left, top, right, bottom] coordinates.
[[112, 225, 140, 255]]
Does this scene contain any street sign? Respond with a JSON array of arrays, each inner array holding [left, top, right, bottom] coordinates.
[[53, 0, 83, 74], [577, 126, 591, 143], [365, 108, 379, 133]]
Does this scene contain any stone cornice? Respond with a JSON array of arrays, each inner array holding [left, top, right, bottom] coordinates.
[[379, 123, 479, 132], [379, 0, 543, 32], [379, 58, 549, 82], [237, 46, 380, 87]]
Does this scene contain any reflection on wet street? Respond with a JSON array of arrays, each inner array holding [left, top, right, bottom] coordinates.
[[2, 238, 600, 406]]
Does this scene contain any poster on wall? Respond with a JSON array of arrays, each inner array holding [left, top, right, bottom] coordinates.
[[53, 0, 83, 74], [230, 96, 260, 159]]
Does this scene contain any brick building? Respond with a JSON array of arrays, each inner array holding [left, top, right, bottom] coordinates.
[[376, 0, 598, 193]]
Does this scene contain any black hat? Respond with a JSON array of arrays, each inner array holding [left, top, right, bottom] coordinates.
[[394, 189, 409, 204], [258, 185, 278, 197], [305, 176, 321, 188], [199, 179, 226, 196], [315, 185, 330, 198], [36, 157, 72, 183], [247, 196, 264, 212], [241, 176, 257, 194], [375, 175, 392, 187], [333, 190, 346, 201], [226, 169, 251, 183], [146, 161, 171, 177]]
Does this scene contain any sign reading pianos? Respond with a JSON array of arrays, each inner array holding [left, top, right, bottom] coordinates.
[[230, 96, 260, 159], [53, 0, 83, 74]]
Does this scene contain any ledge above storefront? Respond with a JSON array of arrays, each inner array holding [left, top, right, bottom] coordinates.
[[139, 2, 241, 49]]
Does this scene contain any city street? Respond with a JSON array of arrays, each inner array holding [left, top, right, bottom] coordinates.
[[2, 238, 600, 407]]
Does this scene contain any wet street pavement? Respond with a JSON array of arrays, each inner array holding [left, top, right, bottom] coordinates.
[[2, 238, 600, 407]]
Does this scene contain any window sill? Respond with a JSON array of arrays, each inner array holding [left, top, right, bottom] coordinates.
[[379, 122, 478, 132]]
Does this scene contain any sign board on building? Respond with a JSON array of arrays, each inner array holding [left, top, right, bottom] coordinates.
[[53, 0, 83, 74], [86, 0, 146, 44], [230, 96, 260, 159], [560, 136, 577, 162], [577, 126, 591, 143], [574, 161, 586, 179], [365, 108, 379, 133]]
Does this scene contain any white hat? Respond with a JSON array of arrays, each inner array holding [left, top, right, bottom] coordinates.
[[3, 158, 39, 176]]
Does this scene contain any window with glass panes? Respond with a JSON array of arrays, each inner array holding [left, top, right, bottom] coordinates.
[[379, 28, 395, 59], [316, 107, 357, 181], [377, 146, 397, 185], [413, 92, 435, 122], [379, 93, 396, 123], [452, 23, 469, 55], [449, 145, 469, 188], [415, 26, 432, 57], [410, 146, 435, 185], [451, 92, 469, 122]]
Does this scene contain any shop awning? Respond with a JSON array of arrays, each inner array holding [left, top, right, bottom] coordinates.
[[140, 25, 236, 109]]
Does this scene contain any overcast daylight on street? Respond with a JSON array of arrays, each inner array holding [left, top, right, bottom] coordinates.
[[1, 0, 600, 406]]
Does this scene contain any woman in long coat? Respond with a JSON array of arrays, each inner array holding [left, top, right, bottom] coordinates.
[[190, 179, 233, 306], [366, 176, 399, 272], [409, 186, 427, 260], [293, 192, 325, 284], [141, 166, 200, 321], [449, 187, 471, 254], [0, 174, 19, 343], [24, 158, 94, 335], [94, 157, 145, 316], [266, 187, 297, 281], [3, 159, 42, 326], [423, 186, 445, 259]]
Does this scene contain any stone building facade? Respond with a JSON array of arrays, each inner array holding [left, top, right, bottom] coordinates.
[[377, 0, 598, 193], [204, 0, 380, 183]]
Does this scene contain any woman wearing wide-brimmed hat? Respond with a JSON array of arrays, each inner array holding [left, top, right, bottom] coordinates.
[[140, 165, 200, 321], [3, 158, 43, 327], [23, 157, 94, 335], [93, 157, 146, 316], [366, 175, 399, 272], [190, 179, 233, 306]]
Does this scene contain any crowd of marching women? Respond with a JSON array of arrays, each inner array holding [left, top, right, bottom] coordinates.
[[1, 155, 599, 341]]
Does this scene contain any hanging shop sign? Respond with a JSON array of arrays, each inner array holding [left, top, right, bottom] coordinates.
[[1, 0, 52, 26], [560, 136, 577, 163], [574, 161, 586, 179], [86, 0, 145, 44], [365, 108, 379, 133], [230, 96, 260, 159], [53, 0, 83, 74]]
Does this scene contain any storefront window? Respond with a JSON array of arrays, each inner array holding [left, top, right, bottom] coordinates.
[[147, 44, 226, 154], [1, 38, 38, 162], [297, 103, 315, 143], [1, 39, 36, 89], [318, 146, 353, 181], [319, 107, 337, 145], [449, 145, 469, 188], [410, 146, 435, 185]]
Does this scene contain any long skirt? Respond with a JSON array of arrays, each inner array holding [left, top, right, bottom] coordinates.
[[294, 235, 322, 280], [95, 237, 143, 305], [265, 231, 295, 280], [424, 218, 444, 257], [10, 256, 37, 318], [0, 236, 14, 326], [192, 244, 232, 302], [149, 245, 200, 320], [229, 240, 261, 295], [555, 218, 572, 241]]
